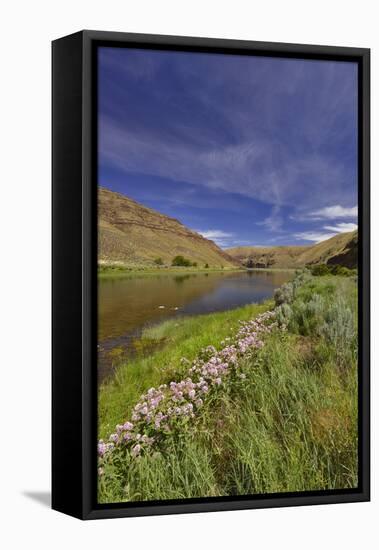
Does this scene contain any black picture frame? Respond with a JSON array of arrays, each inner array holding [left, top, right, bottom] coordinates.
[[52, 30, 370, 520]]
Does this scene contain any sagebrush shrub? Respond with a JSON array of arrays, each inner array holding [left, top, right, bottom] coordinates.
[[319, 298, 356, 353], [274, 270, 312, 308], [290, 294, 325, 335], [274, 282, 294, 306], [276, 303, 293, 326], [292, 269, 312, 289]]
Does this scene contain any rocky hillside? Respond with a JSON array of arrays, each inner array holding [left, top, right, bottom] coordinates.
[[98, 188, 238, 268], [226, 230, 357, 269]]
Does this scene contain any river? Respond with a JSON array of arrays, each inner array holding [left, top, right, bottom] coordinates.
[[98, 270, 293, 382]]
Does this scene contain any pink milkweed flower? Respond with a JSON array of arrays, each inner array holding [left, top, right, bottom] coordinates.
[[97, 441, 106, 457], [103, 307, 278, 459]]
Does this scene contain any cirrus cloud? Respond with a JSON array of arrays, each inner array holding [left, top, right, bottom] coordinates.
[[324, 222, 358, 233], [294, 231, 336, 243], [295, 221, 357, 243], [195, 229, 235, 248], [308, 205, 358, 220]]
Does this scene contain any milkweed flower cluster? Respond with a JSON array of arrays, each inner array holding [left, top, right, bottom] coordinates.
[[98, 308, 280, 469]]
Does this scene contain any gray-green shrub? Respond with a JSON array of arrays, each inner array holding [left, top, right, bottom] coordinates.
[[319, 298, 356, 353], [274, 282, 294, 306], [276, 303, 293, 326]]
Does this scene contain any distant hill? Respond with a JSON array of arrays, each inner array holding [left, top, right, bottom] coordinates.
[[226, 245, 308, 269], [226, 230, 357, 269], [297, 230, 357, 268], [98, 188, 238, 268]]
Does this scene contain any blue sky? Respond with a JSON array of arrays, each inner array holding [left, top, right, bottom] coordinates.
[[98, 47, 358, 248]]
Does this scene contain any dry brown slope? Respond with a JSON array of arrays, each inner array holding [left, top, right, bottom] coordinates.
[[298, 230, 357, 268], [98, 188, 238, 268], [226, 245, 309, 268], [226, 230, 357, 269]]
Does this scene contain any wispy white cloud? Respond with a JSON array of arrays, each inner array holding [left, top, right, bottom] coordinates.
[[308, 205, 358, 220], [257, 205, 283, 232], [294, 231, 337, 243], [195, 229, 235, 248], [294, 221, 357, 243], [324, 222, 357, 233], [99, 115, 356, 215], [197, 229, 233, 240]]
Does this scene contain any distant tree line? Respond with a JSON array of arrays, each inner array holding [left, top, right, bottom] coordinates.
[[154, 256, 210, 268], [310, 264, 357, 277], [172, 255, 198, 267]]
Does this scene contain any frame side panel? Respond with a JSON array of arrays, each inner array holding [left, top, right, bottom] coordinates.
[[52, 32, 84, 518], [360, 50, 370, 499]]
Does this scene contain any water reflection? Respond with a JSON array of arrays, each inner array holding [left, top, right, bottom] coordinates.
[[98, 270, 292, 342], [97, 270, 293, 381]]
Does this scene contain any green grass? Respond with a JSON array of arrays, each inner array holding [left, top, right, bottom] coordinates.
[[98, 274, 358, 503], [99, 300, 273, 440], [247, 267, 297, 272], [98, 265, 243, 279]]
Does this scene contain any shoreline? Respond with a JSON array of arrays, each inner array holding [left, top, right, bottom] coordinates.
[[98, 266, 297, 279], [98, 298, 273, 439], [98, 266, 242, 278]]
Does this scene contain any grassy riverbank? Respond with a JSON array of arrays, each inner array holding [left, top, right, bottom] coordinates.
[[98, 265, 243, 279], [98, 272, 358, 503], [98, 299, 273, 439]]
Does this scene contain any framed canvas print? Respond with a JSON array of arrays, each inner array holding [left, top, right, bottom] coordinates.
[[52, 30, 370, 519]]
